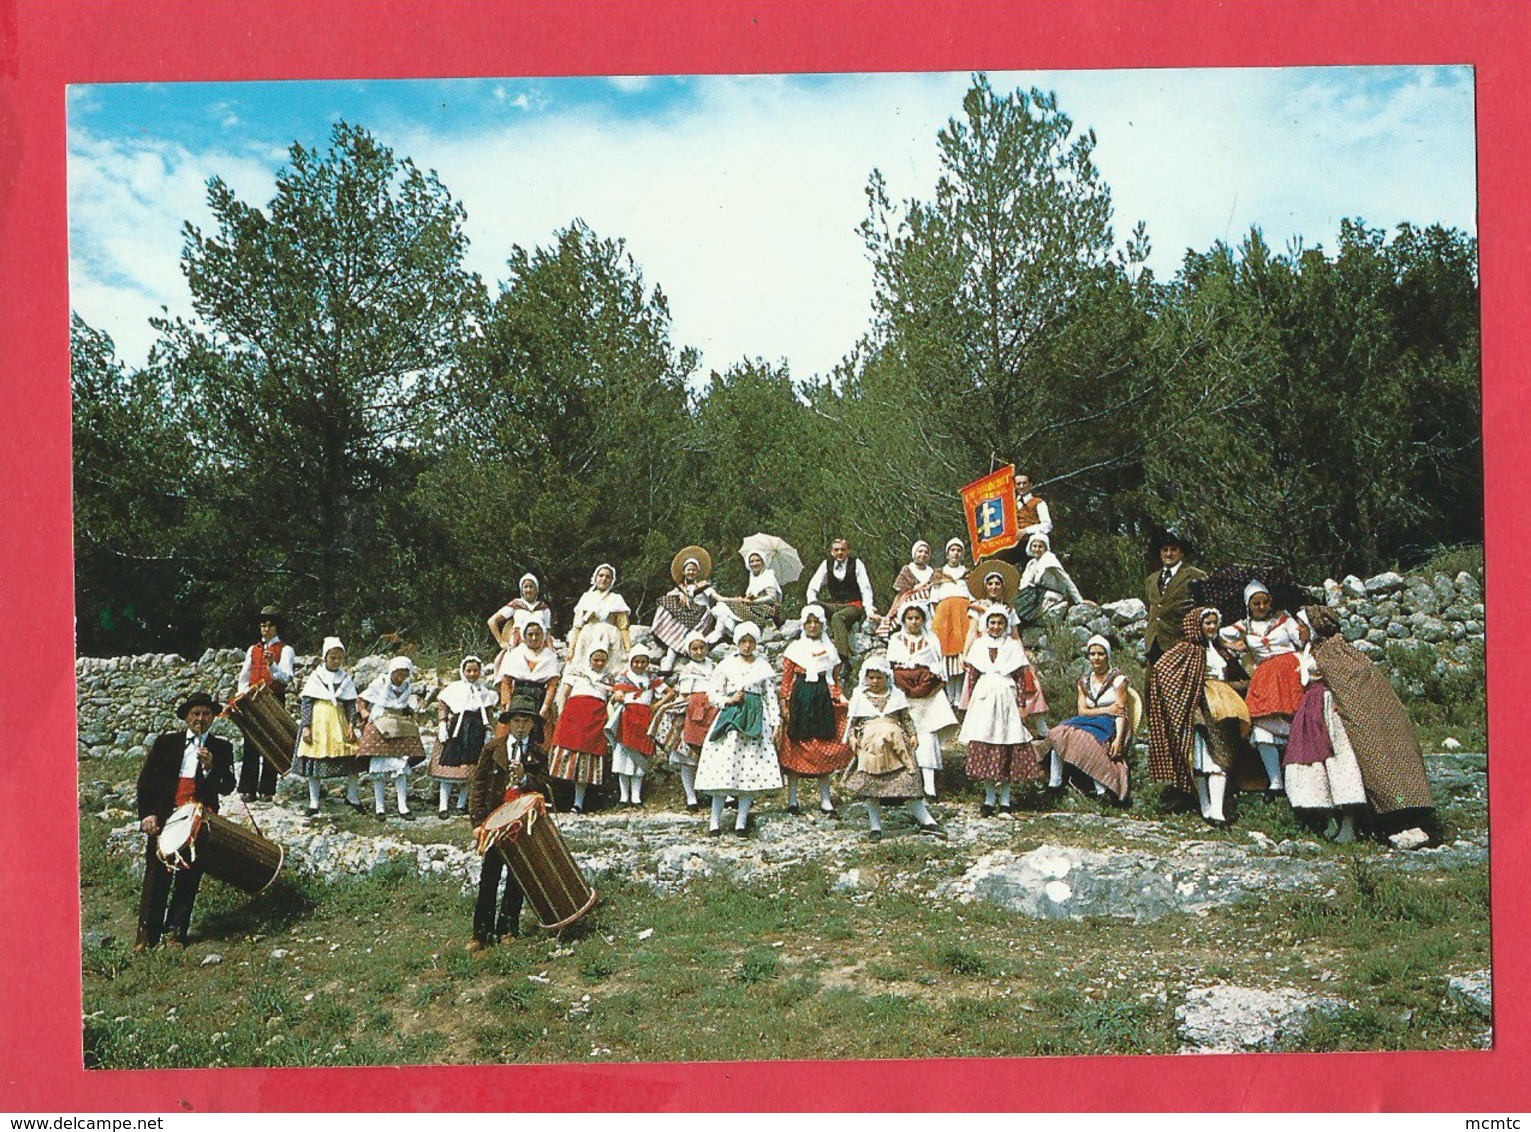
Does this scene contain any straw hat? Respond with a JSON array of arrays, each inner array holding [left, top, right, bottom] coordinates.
[[966, 558, 1020, 602], [671, 545, 713, 585]]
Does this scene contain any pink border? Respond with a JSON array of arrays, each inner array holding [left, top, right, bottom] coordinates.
[[2, 0, 1526, 1112]]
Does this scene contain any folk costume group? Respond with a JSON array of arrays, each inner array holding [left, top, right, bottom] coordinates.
[[133, 474, 1439, 952]]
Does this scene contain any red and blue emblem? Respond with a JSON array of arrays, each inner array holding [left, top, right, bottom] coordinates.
[[960, 464, 1020, 558]]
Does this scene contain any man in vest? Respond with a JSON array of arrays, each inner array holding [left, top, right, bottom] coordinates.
[[135, 691, 237, 949], [1144, 531, 1208, 667], [803, 537, 876, 675], [1014, 472, 1052, 538], [237, 604, 296, 801]]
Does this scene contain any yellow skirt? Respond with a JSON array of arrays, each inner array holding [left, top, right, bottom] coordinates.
[[1203, 680, 1253, 738], [297, 699, 359, 760]]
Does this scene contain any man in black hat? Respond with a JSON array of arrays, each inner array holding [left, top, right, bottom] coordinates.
[[134, 691, 237, 949], [466, 708, 545, 953], [236, 605, 296, 801], [1144, 532, 1208, 667]]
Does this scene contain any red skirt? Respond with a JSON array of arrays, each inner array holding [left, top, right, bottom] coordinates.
[[683, 692, 718, 748], [550, 695, 610, 757], [1246, 652, 1305, 719], [615, 702, 656, 756]]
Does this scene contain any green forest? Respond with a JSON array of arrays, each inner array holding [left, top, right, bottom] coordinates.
[[72, 75, 1482, 656]]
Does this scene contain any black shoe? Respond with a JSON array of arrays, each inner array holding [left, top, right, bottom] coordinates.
[[571, 804, 585, 815], [918, 824, 948, 839], [438, 809, 449, 820], [258, 794, 274, 803], [708, 827, 722, 838], [305, 807, 321, 818], [786, 803, 802, 816], [686, 801, 701, 813], [346, 800, 365, 813], [400, 810, 415, 822], [734, 825, 749, 838], [375, 811, 386, 823], [996, 803, 1014, 815], [868, 829, 883, 842], [980, 804, 995, 817], [240, 792, 255, 803], [820, 805, 840, 820]]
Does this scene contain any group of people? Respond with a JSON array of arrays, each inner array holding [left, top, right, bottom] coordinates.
[[132, 472, 1437, 950]]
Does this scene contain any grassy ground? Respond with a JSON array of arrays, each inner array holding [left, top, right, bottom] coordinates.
[[81, 740, 1491, 1067]]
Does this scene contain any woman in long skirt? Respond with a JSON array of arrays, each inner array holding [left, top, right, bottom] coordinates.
[[958, 608, 1039, 815], [886, 603, 959, 798], [431, 655, 496, 819], [1221, 580, 1309, 793], [928, 537, 971, 699], [651, 547, 728, 664], [1282, 645, 1368, 842], [567, 563, 632, 674], [496, 620, 562, 743], [1147, 607, 1261, 826], [652, 631, 717, 811], [777, 604, 851, 817], [1298, 604, 1434, 845], [606, 644, 669, 807], [358, 656, 425, 821], [695, 622, 783, 837], [293, 636, 363, 818], [720, 551, 784, 628], [842, 656, 943, 840], [1045, 635, 1133, 802], [547, 647, 615, 814]]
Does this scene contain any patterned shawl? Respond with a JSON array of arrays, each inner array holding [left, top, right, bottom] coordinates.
[[1146, 607, 1219, 794], [1303, 605, 1434, 813]]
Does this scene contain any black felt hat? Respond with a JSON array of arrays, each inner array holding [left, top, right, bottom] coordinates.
[[176, 691, 222, 719]]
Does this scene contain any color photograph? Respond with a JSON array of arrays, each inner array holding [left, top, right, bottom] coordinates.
[[69, 65, 1489, 1067]]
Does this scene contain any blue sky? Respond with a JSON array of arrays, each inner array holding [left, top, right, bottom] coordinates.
[[68, 68, 1477, 380]]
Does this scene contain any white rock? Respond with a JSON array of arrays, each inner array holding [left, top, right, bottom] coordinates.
[[1341, 575, 1367, 599], [1388, 828, 1430, 850], [200, 954, 223, 967]]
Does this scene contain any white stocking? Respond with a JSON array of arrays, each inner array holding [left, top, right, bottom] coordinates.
[[735, 793, 754, 830], [617, 773, 632, 803], [373, 777, 388, 814], [1207, 772, 1227, 822], [631, 772, 644, 804], [1257, 743, 1285, 790], [984, 784, 998, 807], [999, 783, 1012, 808], [456, 782, 470, 809], [866, 800, 883, 832], [346, 776, 361, 805], [679, 764, 698, 805], [921, 768, 937, 798], [819, 779, 834, 811], [786, 773, 800, 808], [1048, 751, 1065, 788], [1194, 773, 1213, 818], [307, 778, 322, 809], [394, 774, 410, 814], [709, 794, 725, 831], [438, 782, 452, 811], [573, 782, 588, 810], [911, 798, 935, 827]]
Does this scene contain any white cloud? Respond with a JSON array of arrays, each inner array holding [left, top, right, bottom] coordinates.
[[68, 68, 1476, 380]]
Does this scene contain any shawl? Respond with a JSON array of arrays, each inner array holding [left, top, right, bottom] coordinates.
[[573, 564, 629, 624], [962, 631, 1030, 676], [711, 652, 775, 694], [502, 641, 563, 682], [1147, 607, 1218, 794], [670, 656, 717, 695], [744, 567, 782, 601], [888, 627, 943, 675], [301, 664, 358, 704], [439, 656, 498, 717], [783, 630, 841, 679], [895, 559, 935, 594], [361, 658, 415, 710], [563, 664, 614, 702], [1304, 605, 1433, 813]]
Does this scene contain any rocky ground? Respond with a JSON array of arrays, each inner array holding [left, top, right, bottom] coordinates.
[[86, 750, 1491, 1054]]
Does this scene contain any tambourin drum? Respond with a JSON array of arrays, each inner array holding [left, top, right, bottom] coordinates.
[[225, 684, 297, 775], [480, 794, 597, 930], [155, 803, 285, 895]]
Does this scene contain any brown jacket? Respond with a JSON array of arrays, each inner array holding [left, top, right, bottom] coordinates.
[[1144, 563, 1209, 655], [469, 733, 545, 827]]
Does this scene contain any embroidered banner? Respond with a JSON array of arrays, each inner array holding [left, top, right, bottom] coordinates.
[[960, 464, 1020, 559]]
